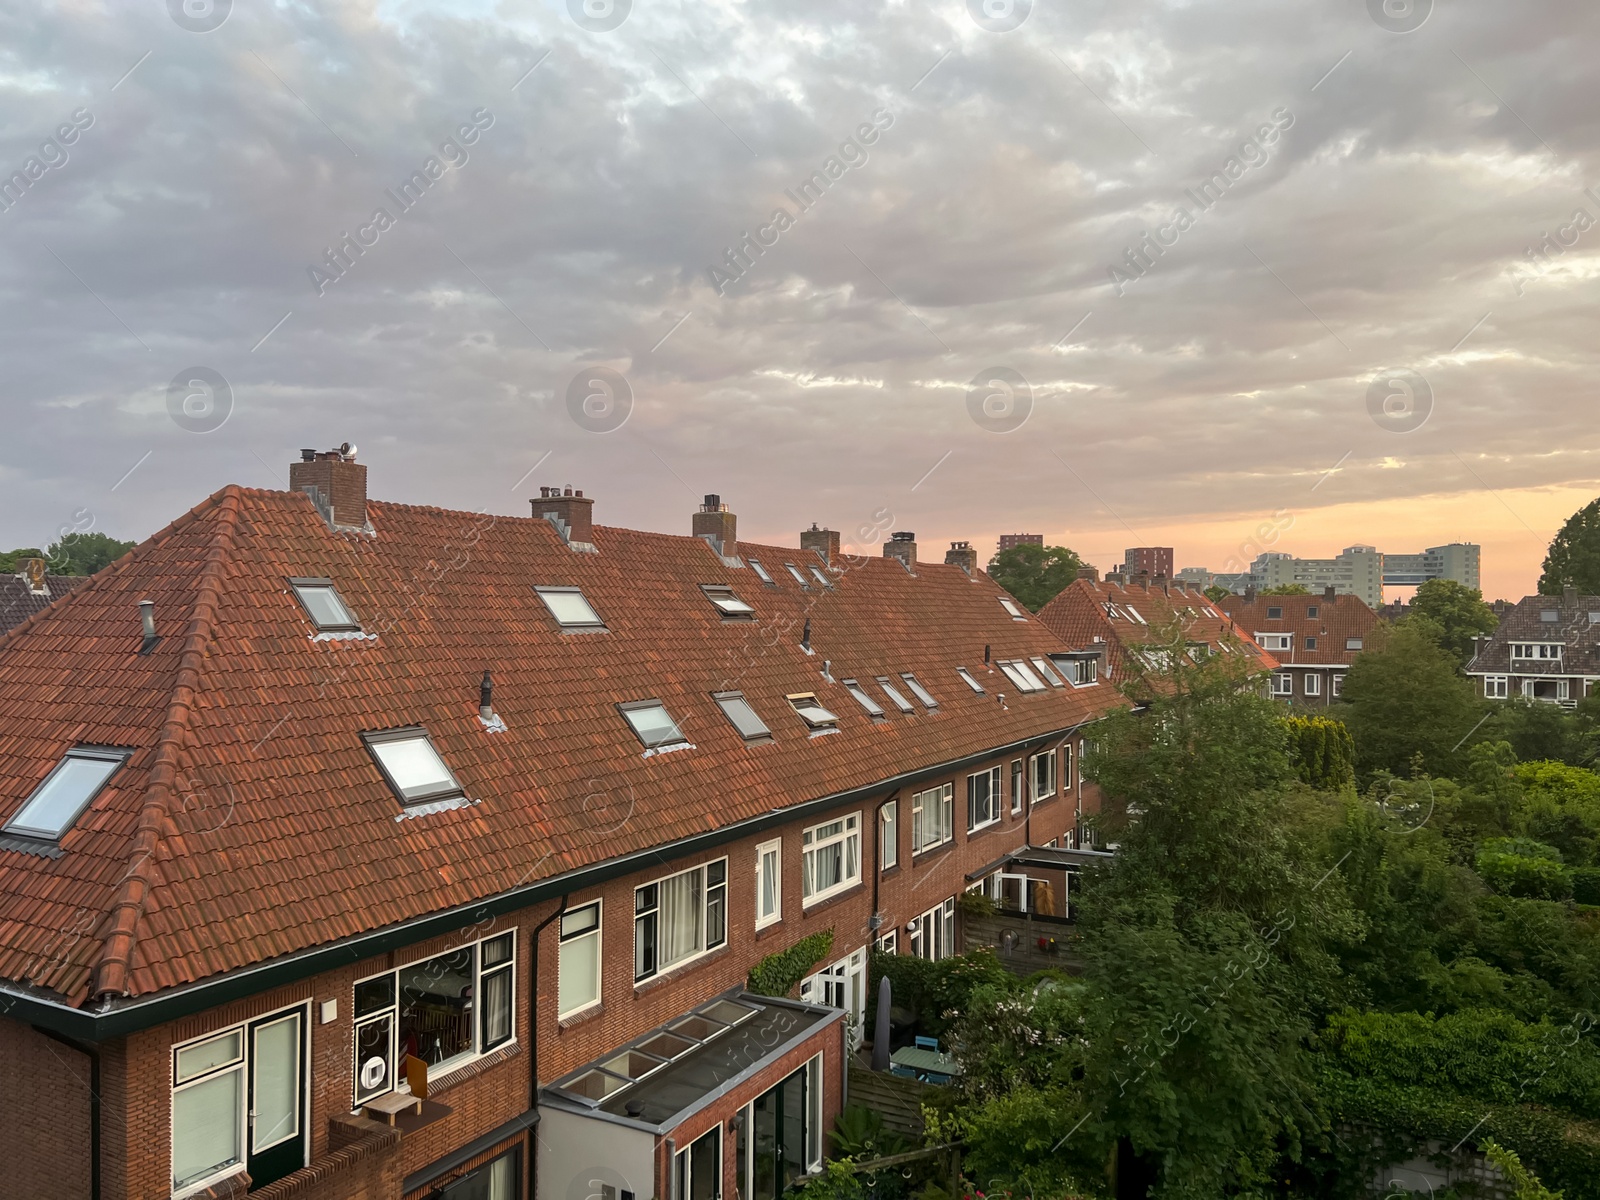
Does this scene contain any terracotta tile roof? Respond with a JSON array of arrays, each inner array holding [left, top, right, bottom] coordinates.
[[0, 572, 90, 634], [1035, 577, 1278, 680], [1216, 591, 1379, 666], [0, 486, 1119, 1005], [1465, 592, 1600, 676]]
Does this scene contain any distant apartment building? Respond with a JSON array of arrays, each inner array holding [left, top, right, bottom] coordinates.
[[1194, 543, 1481, 610], [1118, 547, 1174, 579], [998, 533, 1044, 553]]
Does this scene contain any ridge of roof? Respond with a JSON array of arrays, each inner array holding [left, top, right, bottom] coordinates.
[[91, 487, 243, 998]]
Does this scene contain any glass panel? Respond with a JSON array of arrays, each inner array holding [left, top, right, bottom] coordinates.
[[689, 1127, 720, 1200], [749, 560, 773, 583], [760, 849, 778, 917], [251, 1015, 301, 1152], [716, 694, 771, 739], [295, 584, 355, 628], [637, 1031, 695, 1059], [601, 1049, 666, 1080], [561, 906, 599, 939], [700, 998, 759, 1026], [793, 702, 837, 727], [538, 588, 603, 626], [354, 976, 394, 1019], [623, 704, 683, 748], [711, 593, 755, 615], [659, 870, 703, 968], [370, 736, 456, 799], [876, 679, 914, 712], [355, 1013, 394, 1103], [559, 931, 599, 1015], [482, 966, 513, 1048], [8, 753, 123, 839], [563, 1068, 629, 1100], [844, 682, 883, 716], [176, 1030, 243, 1084], [397, 946, 476, 1067], [173, 1068, 243, 1188], [668, 1014, 726, 1041], [483, 932, 514, 966], [901, 674, 939, 707]]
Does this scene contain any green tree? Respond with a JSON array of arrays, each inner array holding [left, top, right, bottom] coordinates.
[[1261, 583, 1311, 595], [1540, 496, 1600, 594], [1338, 621, 1483, 779], [46, 531, 134, 575], [1284, 715, 1356, 789], [1407, 577, 1499, 666], [1203, 584, 1231, 604], [0, 548, 47, 573], [985, 543, 1083, 611]]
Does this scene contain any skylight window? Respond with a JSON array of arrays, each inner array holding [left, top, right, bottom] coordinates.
[[809, 567, 833, 589], [788, 693, 839, 730], [4, 746, 128, 841], [713, 692, 771, 742], [1124, 605, 1148, 625], [748, 560, 775, 585], [701, 585, 755, 619], [536, 586, 605, 628], [619, 700, 687, 749], [999, 597, 1025, 619], [876, 677, 915, 713], [1030, 656, 1065, 687], [900, 673, 939, 708], [290, 577, 360, 631], [956, 667, 985, 694], [784, 564, 809, 586], [999, 660, 1047, 693], [363, 728, 464, 806], [841, 679, 886, 719]]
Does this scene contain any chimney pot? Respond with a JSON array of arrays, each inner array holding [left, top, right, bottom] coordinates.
[[289, 444, 369, 529], [300, 448, 316, 462], [800, 524, 841, 565], [883, 531, 917, 570], [944, 541, 979, 572], [533, 487, 596, 548], [693, 495, 737, 556]]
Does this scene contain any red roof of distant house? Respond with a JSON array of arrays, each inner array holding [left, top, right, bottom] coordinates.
[[1216, 590, 1379, 666], [0, 484, 1118, 1007]]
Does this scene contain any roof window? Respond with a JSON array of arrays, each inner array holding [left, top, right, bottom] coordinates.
[[999, 660, 1047, 693], [1345, 637, 1364, 651], [701, 584, 755, 619], [787, 693, 839, 731], [1541, 609, 1560, 623], [841, 679, 886, 720], [956, 667, 985, 694], [900, 672, 939, 708], [362, 728, 464, 806], [784, 563, 809, 586], [536, 586, 605, 628], [4, 746, 129, 841], [1030, 656, 1064, 686], [713, 692, 771, 742], [290, 577, 360, 631], [1306, 605, 1319, 618], [809, 566, 833, 589], [619, 700, 688, 749], [999, 597, 1026, 619], [748, 559, 775, 585], [876, 677, 915, 713], [1266, 606, 1284, 620], [1124, 605, 1147, 624]]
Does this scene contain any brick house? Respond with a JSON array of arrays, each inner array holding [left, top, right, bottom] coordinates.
[[0, 556, 89, 634], [0, 449, 1117, 1200], [1465, 587, 1600, 706], [1217, 587, 1379, 705]]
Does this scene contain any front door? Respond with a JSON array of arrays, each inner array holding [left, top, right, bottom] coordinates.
[[247, 1009, 306, 1188]]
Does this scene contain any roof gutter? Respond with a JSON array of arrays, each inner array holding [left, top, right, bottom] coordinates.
[[0, 718, 1100, 1041]]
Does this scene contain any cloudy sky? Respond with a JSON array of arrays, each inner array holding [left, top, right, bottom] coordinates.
[[2, 0, 1596, 600]]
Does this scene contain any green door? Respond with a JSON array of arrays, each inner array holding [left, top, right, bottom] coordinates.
[[246, 1010, 306, 1188]]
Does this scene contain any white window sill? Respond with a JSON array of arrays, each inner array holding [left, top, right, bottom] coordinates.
[[967, 817, 1000, 835], [802, 879, 861, 908], [558, 999, 601, 1023], [175, 1165, 246, 1200], [755, 914, 782, 931]]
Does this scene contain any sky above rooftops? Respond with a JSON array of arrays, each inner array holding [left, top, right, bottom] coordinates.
[[1, 0, 1594, 602]]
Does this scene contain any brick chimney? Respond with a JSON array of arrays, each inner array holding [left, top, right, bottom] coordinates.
[[1079, 563, 1100, 583], [1244, 584, 1257, 603], [1324, 585, 1337, 600], [290, 444, 368, 529], [945, 541, 978, 572], [532, 485, 595, 549], [800, 523, 841, 564], [693, 495, 737, 556], [883, 531, 917, 570]]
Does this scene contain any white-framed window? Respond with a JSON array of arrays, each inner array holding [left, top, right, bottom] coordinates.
[[802, 813, 861, 905], [899, 673, 939, 708], [909, 898, 957, 961], [1030, 750, 1057, 803], [362, 727, 465, 808], [1256, 632, 1292, 651], [1010, 759, 1024, 816], [558, 902, 602, 1018], [1054, 655, 1098, 686], [674, 1126, 722, 1200], [841, 678, 886, 720], [999, 596, 1026, 619], [1345, 637, 1365, 651], [875, 929, 898, 955], [352, 931, 515, 1105], [912, 783, 954, 854], [956, 666, 985, 694], [998, 660, 1048, 693], [756, 839, 782, 928], [1485, 675, 1509, 699], [879, 802, 898, 871], [967, 766, 1001, 832], [1304, 673, 1321, 696], [1331, 673, 1344, 697], [877, 677, 915, 713], [535, 585, 605, 628], [619, 699, 689, 750], [635, 859, 727, 982], [1030, 656, 1064, 686], [4, 745, 128, 842], [289, 577, 360, 631], [1272, 672, 1293, 697], [1510, 643, 1563, 661], [1062, 742, 1075, 790], [748, 559, 775, 585], [701, 584, 755, 619]]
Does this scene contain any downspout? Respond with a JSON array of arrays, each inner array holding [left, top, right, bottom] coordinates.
[[38, 1027, 99, 1200], [666, 1136, 676, 1200], [529, 896, 568, 1189]]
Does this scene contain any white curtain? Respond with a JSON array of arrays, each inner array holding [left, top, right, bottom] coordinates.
[[660, 870, 702, 967], [559, 936, 598, 1015]]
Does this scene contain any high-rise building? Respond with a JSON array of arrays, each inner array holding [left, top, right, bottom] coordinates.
[[1119, 547, 1174, 579], [997, 533, 1044, 553], [1189, 543, 1482, 609]]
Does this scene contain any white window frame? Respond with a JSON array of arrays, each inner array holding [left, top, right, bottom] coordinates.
[[756, 839, 783, 929], [899, 673, 939, 708], [1030, 750, 1056, 803], [4, 745, 129, 841], [1010, 758, 1024, 816], [1510, 643, 1563, 661], [999, 597, 1025, 619], [1255, 632, 1292, 651], [802, 812, 861, 906], [879, 802, 898, 871], [1345, 637, 1365, 651], [998, 660, 1047, 693], [1030, 656, 1064, 687], [1331, 673, 1344, 697], [911, 783, 954, 855], [634, 858, 728, 983], [289, 576, 360, 632], [1485, 675, 1509, 699], [967, 765, 1002, 832], [956, 666, 985, 694], [1062, 742, 1075, 791], [1272, 672, 1293, 697], [1304, 672, 1321, 697], [748, 559, 775, 585], [535, 585, 606, 628], [558, 901, 603, 1019], [875, 929, 898, 955], [841, 678, 886, 719], [909, 897, 957, 961], [876, 677, 915, 713], [361, 726, 465, 808]]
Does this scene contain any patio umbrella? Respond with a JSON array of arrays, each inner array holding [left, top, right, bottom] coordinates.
[[871, 975, 891, 1071]]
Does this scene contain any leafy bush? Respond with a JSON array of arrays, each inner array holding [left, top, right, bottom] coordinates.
[[1476, 838, 1572, 900], [1572, 867, 1600, 907], [748, 928, 833, 997], [868, 949, 1013, 1042], [829, 1104, 910, 1160], [1284, 715, 1356, 789]]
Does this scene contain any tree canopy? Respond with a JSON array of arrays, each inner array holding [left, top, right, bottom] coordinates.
[[1338, 621, 1482, 779], [1406, 577, 1498, 666], [985, 542, 1083, 611], [1539, 495, 1600, 594], [2, 533, 134, 576], [1261, 583, 1311, 595]]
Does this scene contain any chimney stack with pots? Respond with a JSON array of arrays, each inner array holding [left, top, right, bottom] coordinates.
[[290, 442, 368, 529], [945, 541, 978, 572], [693, 495, 737, 557], [800, 523, 841, 565], [532, 486, 595, 550], [1324, 585, 1337, 600], [883, 531, 917, 570]]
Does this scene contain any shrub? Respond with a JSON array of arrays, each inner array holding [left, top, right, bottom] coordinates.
[[1476, 838, 1572, 900], [1284, 715, 1356, 789], [1571, 867, 1600, 907]]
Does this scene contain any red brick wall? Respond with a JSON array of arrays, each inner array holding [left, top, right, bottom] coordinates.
[[0, 1019, 93, 1200]]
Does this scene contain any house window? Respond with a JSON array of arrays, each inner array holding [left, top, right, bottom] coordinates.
[[802, 813, 861, 905], [1306, 605, 1319, 618], [1266, 606, 1284, 620], [1331, 673, 1344, 697], [4, 746, 128, 842], [875, 930, 898, 955], [876, 677, 915, 712], [998, 660, 1047, 693], [675, 1126, 722, 1200], [999, 597, 1025, 619], [1030, 750, 1057, 802], [841, 679, 886, 720], [701, 584, 755, 619], [714, 691, 772, 742], [809, 567, 833, 589], [1485, 676, 1509, 699], [352, 931, 514, 1107], [756, 840, 782, 928], [558, 904, 601, 1018], [1345, 637, 1364, 651], [1010, 759, 1024, 816], [911, 783, 954, 854], [956, 667, 985, 694], [438, 1147, 520, 1199], [1541, 609, 1560, 623], [967, 766, 1001, 832], [1272, 672, 1293, 697], [1256, 633, 1292, 651], [738, 1055, 823, 1200], [1304, 673, 1321, 696], [362, 728, 465, 808], [788, 693, 840, 732], [289, 577, 360, 631], [172, 1029, 246, 1192], [635, 859, 727, 982], [784, 564, 809, 586], [1305, 636, 1317, 650], [748, 559, 775, 585], [1062, 742, 1075, 790], [1030, 656, 1064, 686], [1062, 656, 1098, 686], [619, 700, 689, 750], [899, 673, 939, 708], [879, 802, 898, 870], [1510, 643, 1562, 661], [535, 585, 605, 628], [909, 898, 957, 961]]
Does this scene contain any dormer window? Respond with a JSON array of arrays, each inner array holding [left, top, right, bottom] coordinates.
[[876, 677, 915, 712], [701, 585, 755, 619], [748, 560, 775, 586], [4, 746, 129, 842], [619, 700, 688, 749], [290, 578, 360, 631], [841, 679, 886, 720], [536, 586, 605, 629], [362, 728, 465, 807], [999, 597, 1026, 619], [900, 673, 939, 708], [788, 693, 839, 731], [713, 692, 771, 742], [956, 667, 985, 694]]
